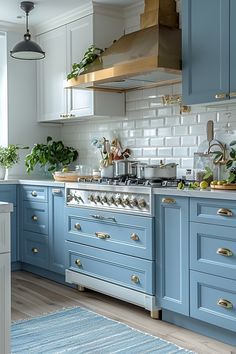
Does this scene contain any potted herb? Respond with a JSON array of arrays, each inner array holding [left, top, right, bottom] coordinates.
[[25, 136, 78, 175], [0, 144, 29, 179]]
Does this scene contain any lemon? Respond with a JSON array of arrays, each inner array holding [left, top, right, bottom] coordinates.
[[62, 166, 69, 173], [217, 180, 224, 185], [177, 181, 185, 190], [211, 180, 218, 185], [193, 181, 200, 188], [200, 180, 208, 189]]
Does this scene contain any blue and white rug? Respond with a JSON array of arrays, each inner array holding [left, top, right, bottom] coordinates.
[[11, 307, 196, 353]]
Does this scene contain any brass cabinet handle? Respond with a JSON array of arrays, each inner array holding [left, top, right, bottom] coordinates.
[[216, 247, 233, 257], [130, 233, 139, 241], [217, 208, 233, 217], [52, 188, 62, 194], [217, 298, 233, 309], [75, 259, 82, 266], [90, 214, 116, 222], [31, 215, 38, 221], [215, 93, 227, 99], [95, 232, 110, 239], [32, 248, 39, 253], [131, 275, 140, 283], [74, 223, 81, 230], [162, 197, 176, 204], [230, 92, 236, 98], [31, 191, 38, 197]]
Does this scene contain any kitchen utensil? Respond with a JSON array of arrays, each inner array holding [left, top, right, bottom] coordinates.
[[134, 163, 147, 179], [144, 163, 177, 179], [113, 159, 138, 177]]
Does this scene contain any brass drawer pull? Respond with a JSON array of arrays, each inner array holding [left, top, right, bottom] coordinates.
[[131, 275, 139, 283], [90, 214, 116, 222], [95, 232, 110, 239], [217, 298, 233, 309], [75, 259, 82, 266], [31, 191, 38, 197], [162, 197, 176, 204], [215, 93, 227, 99], [52, 188, 61, 194], [31, 215, 38, 221], [32, 248, 39, 253], [130, 233, 139, 241], [217, 208, 233, 217], [216, 248, 233, 257], [74, 223, 81, 230]]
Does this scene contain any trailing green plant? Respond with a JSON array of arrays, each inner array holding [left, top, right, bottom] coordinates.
[[213, 140, 236, 183], [67, 45, 104, 80], [25, 136, 78, 174], [0, 144, 28, 169]]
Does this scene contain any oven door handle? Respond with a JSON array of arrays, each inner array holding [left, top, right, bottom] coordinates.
[[90, 214, 117, 223]]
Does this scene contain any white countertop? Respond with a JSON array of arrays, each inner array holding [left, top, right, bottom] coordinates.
[[0, 202, 13, 213], [0, 179, 64, 187], [153, 187, 236, 201]]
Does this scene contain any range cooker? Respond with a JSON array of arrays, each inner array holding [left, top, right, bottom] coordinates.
[[66, 177, 181, 216]]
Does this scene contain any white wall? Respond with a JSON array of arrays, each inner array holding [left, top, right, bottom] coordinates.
[[6, 31, 61, 178]]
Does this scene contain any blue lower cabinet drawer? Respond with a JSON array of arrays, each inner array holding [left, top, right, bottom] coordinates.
[[23, 201, 48, 235], [190, 222, 236, 280], [21, 232, 49, 269], [65, 209, 153, 260], [190, 271, 236, 332], [21, 185, 48, 202], [66, 241, 155, 295]]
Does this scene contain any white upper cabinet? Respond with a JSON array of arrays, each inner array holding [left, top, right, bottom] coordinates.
[[37, 8, 124, 122]]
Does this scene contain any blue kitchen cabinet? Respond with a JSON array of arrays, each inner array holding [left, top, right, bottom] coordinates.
[[48, 187, 65, 274], [155, 195, 189, 315], [182, 0, 231, 104], [0, 185, 17, 262]]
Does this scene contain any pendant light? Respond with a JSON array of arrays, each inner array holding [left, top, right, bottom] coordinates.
[[10, 1, 45, 60]]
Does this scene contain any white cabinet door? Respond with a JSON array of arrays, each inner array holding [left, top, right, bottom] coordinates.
[[66, 16, 94, 117], [37, 26, 67, 122]]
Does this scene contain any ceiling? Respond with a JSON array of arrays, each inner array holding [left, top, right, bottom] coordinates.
[[0, 0, 137, 26]]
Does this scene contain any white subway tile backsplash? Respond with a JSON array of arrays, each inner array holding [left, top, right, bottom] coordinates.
[[165, 137, 180, 147], [165, 116, 180, 126], [122, 121, 135, 129], [173, 125, 188, 136], [126, 90, 142, 102], [181, 136, 197, 146], [181, 114, 197, 125], [142, 147, 157, 157], [142, 109, 157, 119], [189, 124, 206, 135], [181, 158, 194, 169], [157, 107, 173, 117], [197, 112, 217, 123], [143, 128, 156, 137], [131, 148, 142, 157], [136, 99, 149, 110], [158, 127, 172, 136], [173, 147, 188, 157], [126, 101, 136, 111], [150, 137, 164, 147], [127, 110, 142, 119], [158, 147, 172, 157], [129, 129, 142, 138], [150, 118, 164, 127], [135, 138, 149, 147], [135, 120, 150, 128]]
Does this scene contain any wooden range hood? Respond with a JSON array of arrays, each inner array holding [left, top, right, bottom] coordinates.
[[66, 0, 181, 92]]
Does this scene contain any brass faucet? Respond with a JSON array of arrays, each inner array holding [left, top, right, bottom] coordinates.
[[207, 141, 227, 165]]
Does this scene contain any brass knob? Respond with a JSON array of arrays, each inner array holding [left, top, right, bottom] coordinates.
[[115, 197, 122, 205], [130, 233, 139, 241], [32, 248, 38, 253], [130, 199, 138, 207], [101, 196, 108, 204], [31, 215, 38, 221], [138, 199, 146, 208], [215, 93, 227, 99], [217, 298, 233, 309], [131, 275, 139, 283], [217, 208, 233, 217], [94, 195, 101, 203], [74, 223, 81, 230], [108, 196, 115, 204], [216, 248, 233, 257], [95, 232, 110, 239], [122, 198, 130, 206], [162, 197, 176, 204], [88, 195, 95, 202], [31, 191, 37, 197], [75, 259, 82, 266]]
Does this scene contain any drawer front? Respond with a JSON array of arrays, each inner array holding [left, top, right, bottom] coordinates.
[[190, 271, 236, 332], [21, 185, 48, 202], [190, 223, 236, 280], [190, 198, 236, 227], [23, 201, 48, 235], [0, 185, 16, 205], [21, 231, 49, 269], [66, 241, 155, 295], [65, 207, 153, 260]]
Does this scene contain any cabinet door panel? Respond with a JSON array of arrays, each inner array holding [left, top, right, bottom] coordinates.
[[182, 0, 229, 104], [37, 27, 67, 121], [230, 0, 236, 94], [156, 196, 189, 315], [66, 16, 93, 117]]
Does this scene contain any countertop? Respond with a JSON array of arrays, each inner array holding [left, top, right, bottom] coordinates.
[[0, 179, 64, 187], [153, 187, 236, 200]]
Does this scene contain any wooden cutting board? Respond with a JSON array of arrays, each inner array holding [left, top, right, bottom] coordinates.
[[211, 184, 236, 190]]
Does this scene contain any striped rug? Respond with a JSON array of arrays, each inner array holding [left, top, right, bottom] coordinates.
[[11, 307, 195, 353]]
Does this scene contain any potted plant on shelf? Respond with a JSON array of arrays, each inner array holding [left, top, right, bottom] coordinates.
[[0, 144, 29, 180], [25, 136, 78, 175]]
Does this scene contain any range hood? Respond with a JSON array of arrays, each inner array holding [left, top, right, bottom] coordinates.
[[65, 0, 181, 92]]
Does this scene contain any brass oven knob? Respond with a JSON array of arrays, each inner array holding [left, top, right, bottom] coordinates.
[[101, 196, 108, 204], [122, 198, 130, 206], [130, 199, 138, 207], [138, 199, 146, 208], [94, 195, 101, 203], [108, 196, 115, 204], [115, 197, 122, 205], [88, 195, 95, 202]]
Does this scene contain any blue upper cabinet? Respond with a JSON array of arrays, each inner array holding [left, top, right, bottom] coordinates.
[[182, 0, 230, 104]]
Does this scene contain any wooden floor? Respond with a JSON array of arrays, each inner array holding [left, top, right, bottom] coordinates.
[[12, 271, 236, 354]]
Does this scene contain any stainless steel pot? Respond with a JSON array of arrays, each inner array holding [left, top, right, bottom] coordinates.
[[113, 160, 138, 177], [135, 163, 147, 179], [144, 163, 177, 179]]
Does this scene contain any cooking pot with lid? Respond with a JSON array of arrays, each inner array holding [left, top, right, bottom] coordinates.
[[113, 159, 138, 177], [144, 163, 177, 179]]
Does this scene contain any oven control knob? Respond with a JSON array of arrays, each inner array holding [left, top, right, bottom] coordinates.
[[88, 194, 95, 203], [94, 195, 101, 203], [115, 197, 122, 205], [101, 196, 108, 204], [138, 199, 147, 208], [130, 198, 138, 207], [122, 198, 130, 206], [108, 196, 115, 204]]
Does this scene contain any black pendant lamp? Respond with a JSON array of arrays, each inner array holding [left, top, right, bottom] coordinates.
[[10, 1, 45, 60]]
